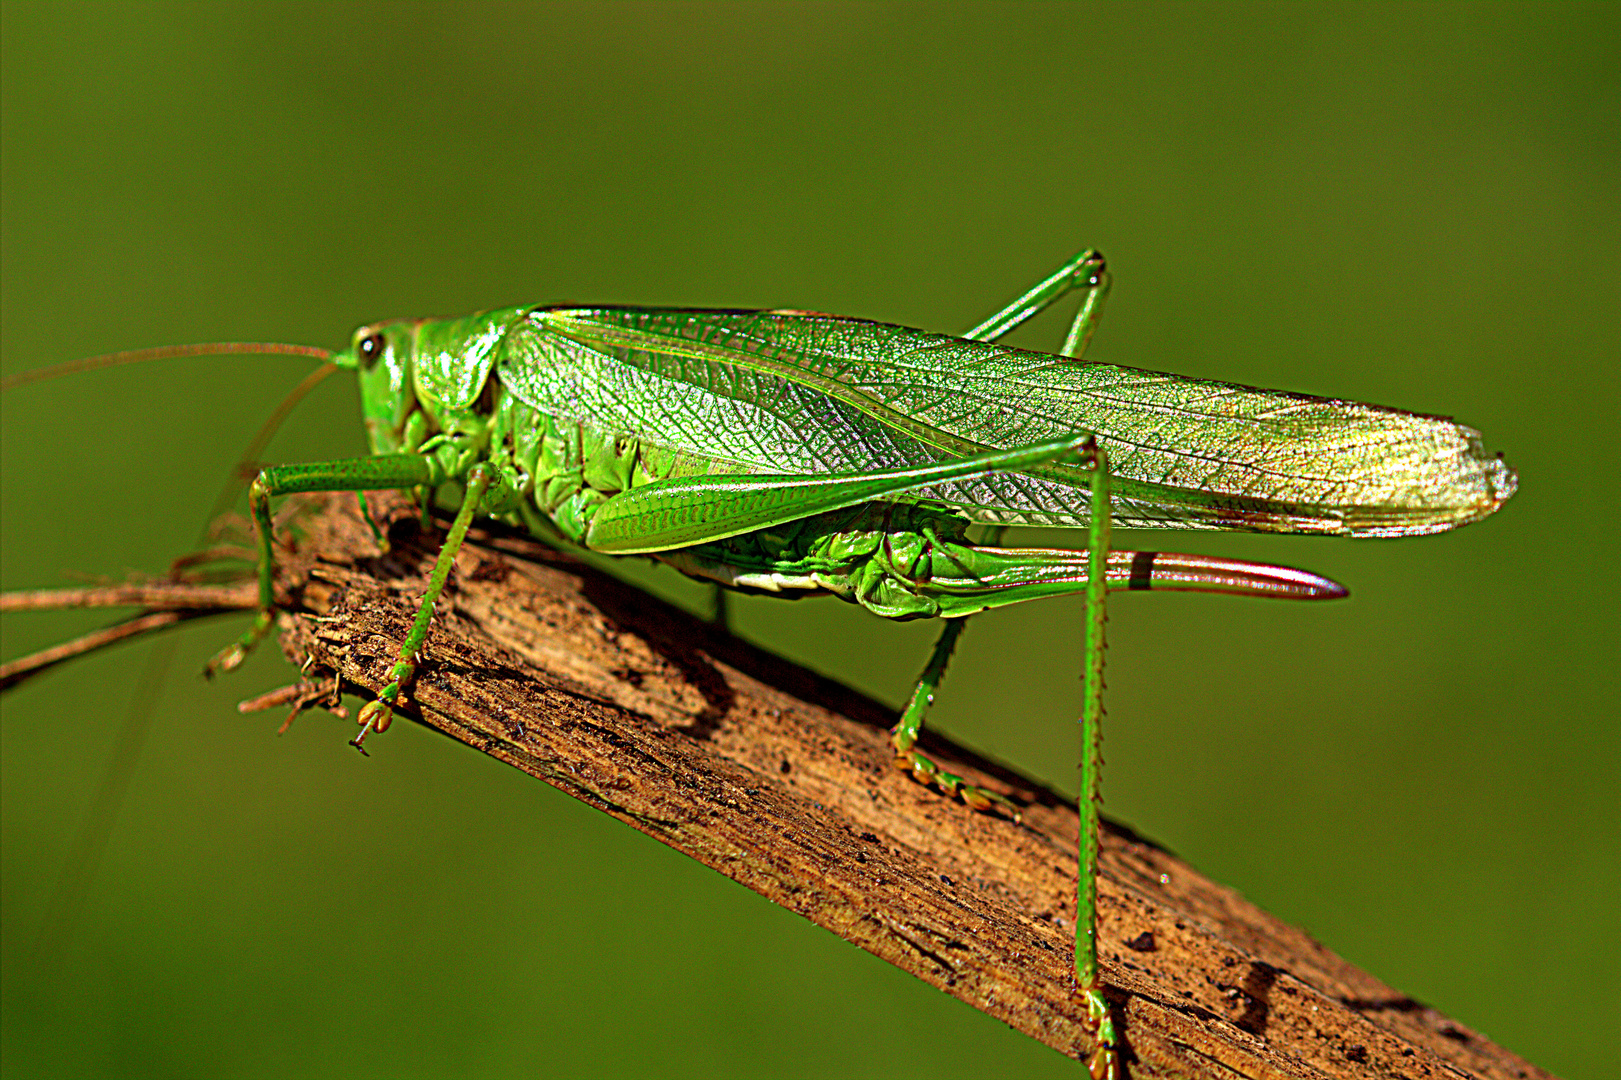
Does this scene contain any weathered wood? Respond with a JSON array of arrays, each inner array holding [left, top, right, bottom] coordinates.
[[9, 491, 1555, 1079]]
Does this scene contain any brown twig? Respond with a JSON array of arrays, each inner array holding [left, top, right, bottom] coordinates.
[[0, 581, 257, 690], [0, 582, 256, 613], [282, 494, 1552, 1079], [4, 611, 176, 690], [3, 492, 1554, 1078]]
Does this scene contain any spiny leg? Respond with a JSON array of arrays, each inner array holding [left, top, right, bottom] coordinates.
[[884, 436, 1122, 1069], [1057, 254, 1110, 360], [352, 463, 495, 750], [886, 523, 1022, 819], [887, 618, 1019, 820], [1076, 440, 1118, 1080], [206, 454, 434, 677], [887, 252, 1113, 816], [356, 490, 389, 550]]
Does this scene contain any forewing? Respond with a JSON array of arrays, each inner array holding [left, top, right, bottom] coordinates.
[[497, 308, 1516, 535]]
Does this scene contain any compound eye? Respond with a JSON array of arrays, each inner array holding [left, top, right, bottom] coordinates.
[[357, 332, 386, 368]]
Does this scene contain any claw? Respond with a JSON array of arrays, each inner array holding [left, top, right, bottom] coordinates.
[[352, 698, 393, 750], [1082, 987, 1119, 1080], [203, 643, 246, 679], [893, 749, 1021, 822], [205, 611, 273, 679]]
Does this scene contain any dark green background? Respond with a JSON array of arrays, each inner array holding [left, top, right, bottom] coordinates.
[[3, 3, 1615, 1077]]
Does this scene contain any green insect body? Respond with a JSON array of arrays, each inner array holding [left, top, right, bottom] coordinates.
[[354, 302, 1514, 540], [303, 291, 1512, 642], [8, 251, 1518, 1079]]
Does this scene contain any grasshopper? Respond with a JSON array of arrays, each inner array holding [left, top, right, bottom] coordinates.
[[3, 251, 1516, 1076]]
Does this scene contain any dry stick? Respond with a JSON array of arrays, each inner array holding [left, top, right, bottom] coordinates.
[[0, 583, 257, 691], [5, 492, 1554, 1080], [0, 582, 257, 613], [1, 611, 184, 690]]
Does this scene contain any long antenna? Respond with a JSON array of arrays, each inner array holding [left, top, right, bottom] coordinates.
[[1, 342, 332, 391]]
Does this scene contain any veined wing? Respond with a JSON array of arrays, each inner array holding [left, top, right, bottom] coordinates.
[[496, 307, 1516, 536]]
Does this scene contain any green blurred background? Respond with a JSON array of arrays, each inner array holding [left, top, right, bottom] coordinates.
[[2, 2, 1615, 1077]]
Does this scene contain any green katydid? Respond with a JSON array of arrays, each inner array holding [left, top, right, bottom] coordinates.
[[1, 250, 1517, 1077]]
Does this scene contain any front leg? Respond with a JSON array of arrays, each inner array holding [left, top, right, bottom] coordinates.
[[206, 454, 436, 677], [352, 463, 496, 750]]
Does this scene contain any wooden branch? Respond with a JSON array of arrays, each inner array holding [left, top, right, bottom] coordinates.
[[5, 492, 1554, 1079], [0, 582, 256, 690], [0, 582, 256, 613]]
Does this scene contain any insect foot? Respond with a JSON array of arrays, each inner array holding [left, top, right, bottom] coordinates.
[[891, 744, 1022, 823], [1082, 987, 1119, 1080], [203, 610, 274, 678], [351, 656, 423, 752]]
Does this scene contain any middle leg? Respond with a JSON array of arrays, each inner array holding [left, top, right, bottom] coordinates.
[[887, 618, 1021, 819], [889, 251, 1114, 814]]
